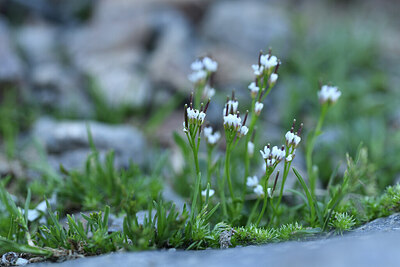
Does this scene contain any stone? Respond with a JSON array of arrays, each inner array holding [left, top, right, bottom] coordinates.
[[31, 230, 400, 267], [0, 17, 23, 84], [351, 213, 400, 235], [147, 8, 195, 93], [29, 117, 147, 171], [16, 23, 93, 117], [201, 1, 292, 57]]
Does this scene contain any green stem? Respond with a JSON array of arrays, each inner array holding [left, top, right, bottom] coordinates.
[[246, 198, 261, 226], [306, 103, 328, 197], [255, 172, 272, 226], [225, 142, 235, 201], [207, 146, 213, 186]]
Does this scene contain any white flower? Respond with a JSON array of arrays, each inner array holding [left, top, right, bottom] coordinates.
[[248, 141, 254, 156], [246, 176, 259, 187], [206, 87, 215, 98], [239, 126, 249, 136], [204, 126, 213, 138], [260, 55, 278, 69], [251, 64, 264, 76], [318, 85, 341, 104], [293, 135, 301, 147], [201, 189, 215, 198], [223, 100, 239, 116], [207, 132, 221, 145], [285, 131, 295, 144], [198, 112, 206, 123], [271, 146, 280, 158], [223, 114, 242, 129], [269, 73, 278, 84], [267, 188, 273, 198], [285, 154, 293, 162], [266, 158, 276, 167], [248, 82, 260, 95], [188, 70, 207, 83], [203, 57, 218, 72], [254, 185, 264, 197], [260, 145, 271, 159], [191, 60, 204, 71], [254, 101, 264, 115], [187, 107, 199, 120]]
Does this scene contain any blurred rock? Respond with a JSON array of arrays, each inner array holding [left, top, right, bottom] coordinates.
[[0, 18, 23, 84], [0, 155, 24, 179], [64, 0, 155, 109], [16, 23, 93, 117], [147, 9, 195, 93], [31, 117, 147, 170], [352, 213, 400, 235], [201, 1, 292, 57]]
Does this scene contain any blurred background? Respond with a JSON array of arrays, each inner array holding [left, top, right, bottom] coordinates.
[[0, 0, 399, 195]]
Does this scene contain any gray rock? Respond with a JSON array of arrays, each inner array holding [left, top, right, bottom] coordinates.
[[16, 23, 93, 117], [0, 18, 23, 83], [30, 117, 147, 170], [147, 9, 195, 93], [201, 1, 292, 57], [32, 230, 400, 267], [351, 213, 400, 235]]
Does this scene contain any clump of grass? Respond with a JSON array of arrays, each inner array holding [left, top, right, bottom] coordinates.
[[328, 212, 356, 235]]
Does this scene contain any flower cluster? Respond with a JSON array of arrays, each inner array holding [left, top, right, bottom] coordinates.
[[246, 176, 273, 198], [223, 93, 249, 139], [183, 95, 210, 134], [285, 120, 303, 162], [318, 85, 341, 104], [188, 57, 218, 84], [260, 144, 286, 168], [250, 50, 280, 87], [203, 125, 221, 146]]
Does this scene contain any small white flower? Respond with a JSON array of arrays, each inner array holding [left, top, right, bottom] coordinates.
[[204, 126, 213, 138], [207, 132, 221, 145], [285, 154, 293, 162], [198, 112, 206, 123], [293, 135, 301, 147], [188, 70, 207, 83], [269, 73, 278, 84], [318, 85, 342, 104], [203, 57, 218, 72], [251, 64, 264, 76], [191, 60, 204, 71], [271, 146, 280, 158], [248, 82, 260, 94], [206, 87, 215, 98], [267, 188, 273, 198], [201, 189, 215, 198], [260, 146, 271, 159], [248, 141, 254, 156], [254, 101, 264, 115], [183, 122, 188, 133], [223, 100, 239, 116], [254, 185, 264, 197], [285, 131, 295, 144], [246, 176, 259, 187], [266, 158, 276, 167], [260, 55, 278, 69], [187, 107, 199, 120], [223, 114, 242, 129], [239, 126, 249, 136]]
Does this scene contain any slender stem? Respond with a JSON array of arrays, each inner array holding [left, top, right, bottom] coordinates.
[[225, 142, 235, 201], [207, 146, 213, 186], [306, 103, 328, 197], [246, 198, 261, 226], [255, 172, 272, 226]]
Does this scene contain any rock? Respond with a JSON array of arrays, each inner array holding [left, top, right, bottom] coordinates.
[[351, 213, 400, 235], [201, 1, 292, 57], [1, 252, 18, 265], [147, 9, 195, 93], [29, 117, 147, 171], [31, 231, 400, 267], [16, 23, 59, 65], [16, 23, 93, 117], [0, 154, 25, 178], [63, 0, 154, 109], [0, 17, 23, 84]]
